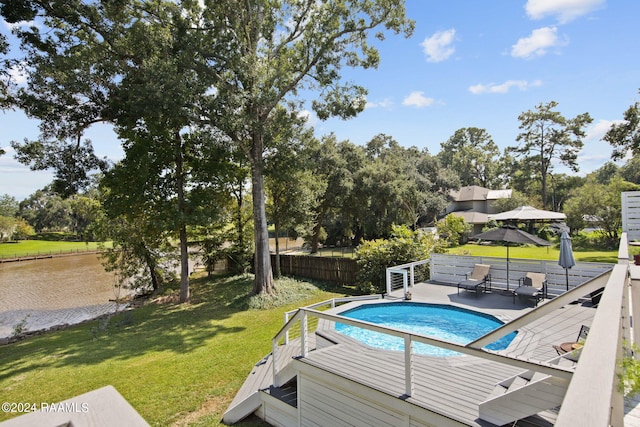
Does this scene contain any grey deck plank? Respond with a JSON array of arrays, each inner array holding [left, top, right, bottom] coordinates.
[[228, 281, 603, 426], [301, 341, 524, 426], [303, 282, 599, 426]]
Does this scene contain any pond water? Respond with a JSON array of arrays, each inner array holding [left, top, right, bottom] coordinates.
[[0, 255, 122, 338]]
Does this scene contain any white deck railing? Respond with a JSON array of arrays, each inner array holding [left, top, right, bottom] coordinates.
[[272, 297, 574, 393], [273, 234, 635, 424], [555, 232, 633, 426], [430, 252, 613, 297], [385, 259, 431, 294]]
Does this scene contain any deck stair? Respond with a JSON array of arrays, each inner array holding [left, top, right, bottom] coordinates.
[[479, 356, 574, 426], [222, 340, 304, 424]]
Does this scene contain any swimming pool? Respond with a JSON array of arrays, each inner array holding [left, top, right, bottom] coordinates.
[[335, 302, 517, 357]]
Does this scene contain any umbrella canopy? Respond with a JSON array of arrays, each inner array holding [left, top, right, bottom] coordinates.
[[559, 231, 576, 290], [489, 205, 566, 222], [472, 225, 551, 291], [473, 225, 552, 246]]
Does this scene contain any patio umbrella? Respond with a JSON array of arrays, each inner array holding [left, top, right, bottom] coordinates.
[[558, 231, 576, 291], [472, 225, 551, 291], [489, 205, 566, 222]]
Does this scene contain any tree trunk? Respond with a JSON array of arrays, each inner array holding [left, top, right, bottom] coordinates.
[[250, 130, 274, 295], [233, 181, 245, 250], [274, 220, 281, 278], [141, 242, 160, 292], [541, 169, 548, 209], [179, 224, 189, 302], [176, 132, 190, 303], [310, 208, 327, 254], [539, 129, 548, 209]]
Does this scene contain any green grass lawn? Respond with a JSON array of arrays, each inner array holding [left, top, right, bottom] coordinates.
[[0, 274, 348, 426], [447, 243, 619, 264], [0, 240, 109, 259]]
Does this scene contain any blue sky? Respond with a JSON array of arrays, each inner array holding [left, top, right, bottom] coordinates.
[[1, 0, 639, 200]]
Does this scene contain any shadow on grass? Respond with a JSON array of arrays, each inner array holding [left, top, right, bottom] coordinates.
[[0, 274, 254, 379], [0, 273, 353, 383]]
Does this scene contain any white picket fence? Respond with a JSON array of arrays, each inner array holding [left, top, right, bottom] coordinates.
[[430, 253, 613, 297]]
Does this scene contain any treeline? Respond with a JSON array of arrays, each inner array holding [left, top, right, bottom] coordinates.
[[1, 3, 639, 302], [2, 123, 639, 251]]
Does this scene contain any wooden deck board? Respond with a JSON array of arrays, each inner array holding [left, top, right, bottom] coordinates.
[[300, 282, 600, 426], [226, 281, 608, 426], [301, 341, 525, 426]]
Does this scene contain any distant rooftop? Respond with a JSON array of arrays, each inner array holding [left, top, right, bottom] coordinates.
[[450, 185, 512, 202]]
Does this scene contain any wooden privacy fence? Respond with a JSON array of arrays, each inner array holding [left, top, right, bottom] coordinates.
[[271, 254, 358, 285], [430, 253, 613, 297]]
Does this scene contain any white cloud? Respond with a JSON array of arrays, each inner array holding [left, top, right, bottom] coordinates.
[[402, 91, 435, 108], [297, 109, 318, 126], [8, 63, 28, 85], [525, 0, 605, 24], [421, 29, 456, 63], [584, 119, 622, 141], [3, 19, 37, 30], [365, 98, 393, 109], [468, 80, 542, 95], [511, 27, 566, 59]]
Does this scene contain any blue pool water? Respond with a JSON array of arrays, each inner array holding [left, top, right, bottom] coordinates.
[[335, 302, 517, 357]]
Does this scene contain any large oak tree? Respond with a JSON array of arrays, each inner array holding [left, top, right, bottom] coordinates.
[[1, 0, 413, 296], [202, 0, 413, 294]]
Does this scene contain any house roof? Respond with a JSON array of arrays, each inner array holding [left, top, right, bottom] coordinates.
[[449, 211, 489, 224], [450, 185, 489, 202], [450, 186, 512, 202], [487, 189, 512, 200]]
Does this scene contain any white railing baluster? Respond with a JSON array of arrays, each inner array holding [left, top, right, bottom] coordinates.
[[405, 334, 413, 397], [300, 310, 308, 357], [272, 339, 278, 387], [284, 312, 290, 345]]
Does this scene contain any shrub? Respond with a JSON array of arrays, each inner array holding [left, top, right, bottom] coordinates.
[[619, 342, 640, 398], [436, 214, 472, 246], [355, 225, 444, 294]]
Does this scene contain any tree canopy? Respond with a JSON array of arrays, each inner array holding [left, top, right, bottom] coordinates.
[[438, 127, 502, 188], [603, 91, 640, 160], [1, 0, 414, 296], [508, 101, 592, 209]]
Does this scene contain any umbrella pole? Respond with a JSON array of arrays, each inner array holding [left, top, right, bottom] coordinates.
[[565, 268, 569, 291], [501, 244, 512, 295], [506, 245, 510, 291]]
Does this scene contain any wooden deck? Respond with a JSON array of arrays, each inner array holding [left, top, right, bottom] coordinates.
[[297, 282, 598, 426], [226, 281, 640, 426], [302, 339, 526, 425], [224, 334, 316, 422]]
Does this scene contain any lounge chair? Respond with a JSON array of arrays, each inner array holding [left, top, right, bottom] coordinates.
[[553, 325, 590, 359], [513, 272, 547, 306], [457, 264, 491, 296]]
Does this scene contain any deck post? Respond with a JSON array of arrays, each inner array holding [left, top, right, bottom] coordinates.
[[410, 264, 415, 288], [386, 269, 392, 294], [284, 312, 290, 345], [272, 340, 278, 387], [301, 310, 308, 358], [403, 271, 408, 297], [404, 335, 413, 397]]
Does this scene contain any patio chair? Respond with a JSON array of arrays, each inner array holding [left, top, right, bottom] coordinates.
[[457, 264, 491, 296], [553, 325, 590, 360], [513, 272, 547, 307]]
